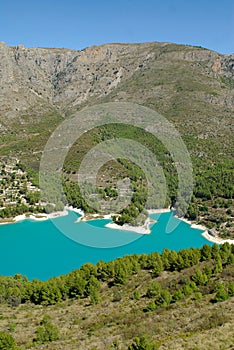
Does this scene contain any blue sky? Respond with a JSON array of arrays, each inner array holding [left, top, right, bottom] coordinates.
[[0, 0, 233, 53]]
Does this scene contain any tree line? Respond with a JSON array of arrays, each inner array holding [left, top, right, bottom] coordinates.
[[0, 243, 233, 308]]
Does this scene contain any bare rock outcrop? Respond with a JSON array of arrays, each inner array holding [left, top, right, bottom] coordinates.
[[0, 41, 233, 130]]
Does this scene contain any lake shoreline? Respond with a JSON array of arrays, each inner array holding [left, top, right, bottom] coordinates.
[[105, 217, 154, 234], [175, 215, 234, 245], [78, 207, 170, 234], [0, 206, 233, 244], [0, 207, 166, 234], [201, 230, 234, 245], [0, 209, 69, 225]]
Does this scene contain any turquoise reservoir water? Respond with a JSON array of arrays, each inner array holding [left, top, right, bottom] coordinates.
[[0, 211, 211, 280]]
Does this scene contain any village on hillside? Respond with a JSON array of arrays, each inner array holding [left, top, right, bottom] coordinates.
[[0, 157, 42, 219]]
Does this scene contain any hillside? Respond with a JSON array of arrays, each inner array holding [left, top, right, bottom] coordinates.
[[0, 41, 233, 235], [0, 41, 233, 161], [0, 244, 234, 349]]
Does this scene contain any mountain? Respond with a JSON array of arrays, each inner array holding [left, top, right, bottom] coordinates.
[[0, 41, 233, 131], [0, 41, 233, 234]]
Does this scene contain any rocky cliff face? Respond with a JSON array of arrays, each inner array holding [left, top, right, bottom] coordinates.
[[0, 42, 162, 123], [0, 41, 233, 126]]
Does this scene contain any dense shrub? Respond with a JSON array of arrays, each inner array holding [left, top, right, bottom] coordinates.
[[0, 332, 19, 350], [128, 335, 159, 350], [35, 315, 60, 343]]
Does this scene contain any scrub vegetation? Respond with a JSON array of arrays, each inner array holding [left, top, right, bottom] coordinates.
[[0, 244, 233, 349]]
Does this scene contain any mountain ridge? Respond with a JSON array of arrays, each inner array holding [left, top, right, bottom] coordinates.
[[0, 41, 233, 127]]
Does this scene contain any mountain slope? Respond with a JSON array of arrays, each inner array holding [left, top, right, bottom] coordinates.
[[0, 41, 233, 234], [0, 41, 233, 124], [0, 41, 233, 159]]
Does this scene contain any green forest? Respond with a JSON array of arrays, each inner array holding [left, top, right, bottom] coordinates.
[[1, 123, 233, 238], [61, 124, 233, 233]]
